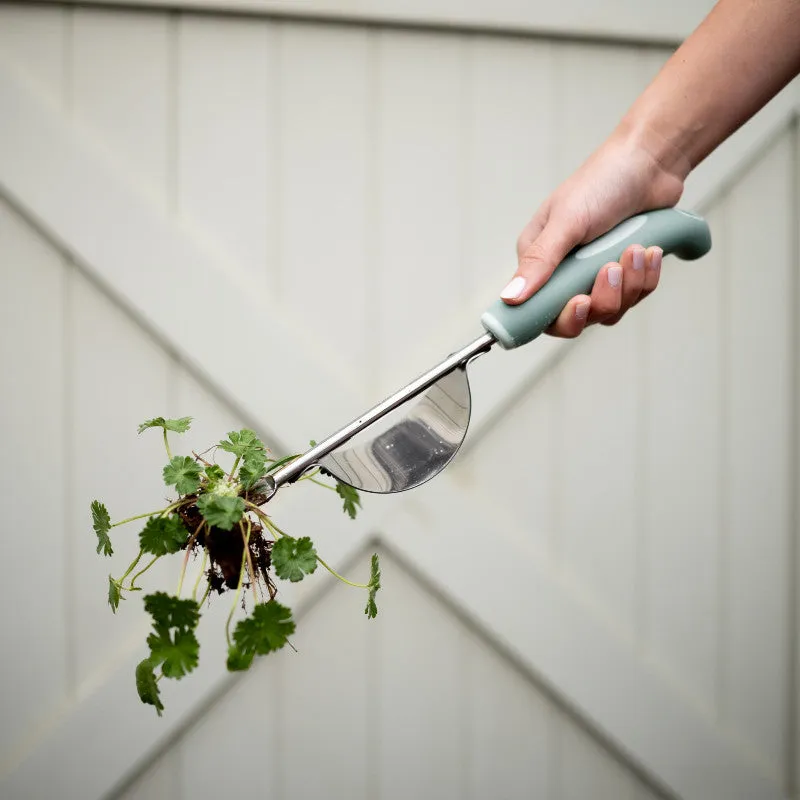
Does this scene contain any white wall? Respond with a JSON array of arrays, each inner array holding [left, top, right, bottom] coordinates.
[[1, 2, 798, 798]]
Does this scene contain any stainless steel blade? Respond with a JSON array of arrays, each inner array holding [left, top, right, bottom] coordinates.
[[260, 332, 496, 501]]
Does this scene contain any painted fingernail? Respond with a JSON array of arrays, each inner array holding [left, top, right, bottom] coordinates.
[[650, 247, 663, 272], [500, 276, 526, 300], [575, 300, 591, 321], [608, 265, 622, 288], [632, 247, 645, 271]]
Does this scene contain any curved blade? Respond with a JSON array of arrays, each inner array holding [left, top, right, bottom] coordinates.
[[318, 367, 472, 493]]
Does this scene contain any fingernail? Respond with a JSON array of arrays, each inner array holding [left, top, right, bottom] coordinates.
[[575, 300, 590, 321], [632, 247, 645, 271], [500, 276, 526, 300], [608, 265, 622, 288], [650, 247, 663, 272]]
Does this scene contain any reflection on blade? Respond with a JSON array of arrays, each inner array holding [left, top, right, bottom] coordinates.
[[318, 368, 471, 493]]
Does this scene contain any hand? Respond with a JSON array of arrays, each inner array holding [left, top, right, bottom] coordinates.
[[501, 130, 685, 338]]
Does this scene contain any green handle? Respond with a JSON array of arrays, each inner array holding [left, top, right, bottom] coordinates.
[[480, 207, 711, 350]]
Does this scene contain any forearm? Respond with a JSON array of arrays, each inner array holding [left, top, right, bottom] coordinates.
[[617, 0, 800, 179]]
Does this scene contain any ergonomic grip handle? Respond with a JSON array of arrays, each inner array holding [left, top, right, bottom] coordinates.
[[480, 207, 711, 350]]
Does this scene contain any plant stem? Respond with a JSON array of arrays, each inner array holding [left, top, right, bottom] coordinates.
[[118, 548, 145, 584], [199, 582, 211, 606], [230, 455, 241, 480], [163, 429, 173, 460], [304, 477, 336, 491], [129, 555, 160, 589], [266, 453, 300, 474], [225, 524, 252, 647], [192, 548, 209, 601], [240, 516, 257, 604], [176, 521, 205, 597], [315, 555, 370, 589], [110, 500, 187, 529]]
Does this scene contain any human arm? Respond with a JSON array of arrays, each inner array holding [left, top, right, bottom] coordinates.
[[502, 0, 800, 336]]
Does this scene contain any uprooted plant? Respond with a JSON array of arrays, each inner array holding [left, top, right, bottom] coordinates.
[[91, 416, 379, 716]]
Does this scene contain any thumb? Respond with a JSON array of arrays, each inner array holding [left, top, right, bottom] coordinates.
[[501, 216, 581, 305]]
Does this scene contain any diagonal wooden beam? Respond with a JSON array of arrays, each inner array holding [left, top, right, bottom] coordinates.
[[0, 53, 362, 454]]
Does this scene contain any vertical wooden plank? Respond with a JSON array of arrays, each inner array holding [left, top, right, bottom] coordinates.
[[553, 43, 658, 180], [556, 319, 641, 635], [177, 15, 278, 295], [178, 655, 284, 797], [465, 630, 551, 799], [278, 23, 370, 391], [0, 3, 67, 103], [117, 751, 181, 800], [374, 30, 465, 393], [281, 555, 371, 799], [456, 369, 558, 560], [0, 200, 68, 761], [69, 269, 173, 688], [378, 560, 467, 798], [556, 720, 638, 800], [71, 7, 171, 200], [722, 131, 793, 774], [462, 36, 556, 301], [641, 205, 723, 710]]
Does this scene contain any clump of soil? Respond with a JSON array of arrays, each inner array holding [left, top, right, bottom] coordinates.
[[176, 493, 275, 599]]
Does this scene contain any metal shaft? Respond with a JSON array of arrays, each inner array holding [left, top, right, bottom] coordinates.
[[270, 332, 496, 489]]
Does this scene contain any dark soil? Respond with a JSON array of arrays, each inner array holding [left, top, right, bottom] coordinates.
[[177, 498, 274, 598]]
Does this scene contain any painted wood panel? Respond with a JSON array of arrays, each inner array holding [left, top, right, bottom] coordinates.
[[176, 14, 279, 294], [116, 551, 670, 800], [461, 35, 556, 304], [373, 29, 465, 393], [0, 200, 69, 767], [721, 130, 794, 775], [0, 2, 67, 104], [641, 203, 724, 712], [64, 0, 717, 43], [71, 7, 171, 202], [556, 315, 643, 634], [68, 267, 175, 689], [278, 23, 371, 392], [553, 44, 665, 180]]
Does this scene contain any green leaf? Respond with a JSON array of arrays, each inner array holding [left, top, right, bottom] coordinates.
[[238, 451, 267, 489], [204, 464, 226, 484], [226, 645, 254, 672], [139, 515, 187, 557], [231, 601, 295, 661], [196, 494, 245, 530], [91, 500, 113, 556], [365, 553, 381, 619], [336, 481, 361, 520], [272, 536, 318, 582], [108, 576, 121, 613], [135, 658, 164, 716], [138, 416, 192, 434], [144, 592, 200, 633], [163, 456, 202, 495], [218, 429, 265, 459], [147, 628, 200, 678], [143, 593, 201, 679]]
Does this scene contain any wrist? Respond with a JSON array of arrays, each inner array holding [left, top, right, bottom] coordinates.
[[613, 111, 694, 185]]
